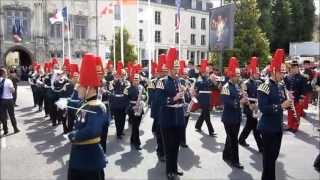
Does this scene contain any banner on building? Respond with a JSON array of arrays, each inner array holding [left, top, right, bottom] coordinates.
[[209, 4, 236, 51]]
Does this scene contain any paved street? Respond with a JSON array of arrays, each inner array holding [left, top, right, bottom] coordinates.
[[0, 84, 319, 180]]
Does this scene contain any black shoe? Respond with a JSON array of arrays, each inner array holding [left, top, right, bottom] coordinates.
[[14, 129, 20, 134], [239, 141, 250, 147], [158, 155, 166, 162], [175, 170, 184, 176], [135, 146, 142, 150], [3, 130, 8, 135], [195, 128, 201, 132], [14, 104, 18, 107], [209, 132, 217, 137], [180, 144, 189, 148], [44, 114, 48, 118], [259, 149, 263, 153], [232, 163, 244, 169], [52, 123, 57, 127], [166, 173, 176, 180]]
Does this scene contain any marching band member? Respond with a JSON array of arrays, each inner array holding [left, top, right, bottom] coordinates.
[[29, 64, 40, 107], [179, 65, 193, 148], [194, 59, 217, 137], [127, 74, 147, 150], [151, 57, 168, 162], [109, 62, 130, 139], [283, 60, 305, 133], [301, 60, 314, 112], [36, 68, 46, 112], [156, 55, 184, 179], [221, 57, 245, 169], [43, 62, 53, 118], [238, 57, 263, 152], [258, 49, 292, 180], [67, 53, 109, 180]]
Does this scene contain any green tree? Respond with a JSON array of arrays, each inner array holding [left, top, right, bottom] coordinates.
[[228, 0, 270, 67], [301, 0, 315, 41], [110, 28, 137, 65], [271, 0, 291, 52], [257, 0, 273, 41], [288, 0, 305, 42]]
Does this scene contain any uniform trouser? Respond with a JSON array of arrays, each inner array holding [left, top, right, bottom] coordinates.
[[100, 127, 109, 153], [129, 111, 142, 146], [13, 86, 17, 104], [68, 168, 105, 180], [67, 109, 76, 132], [113, 108, 126, 137], [223, 123, 240, 164], [37, 87, 45, 110], [30, 85, 38, 106], [180, 115, 189, 145], [161, 127, 182, 174], [287, 102, 301, 130], [239, 113, 263, 151], [314, 153, 320, 171], [195, 107, 214, 133], [57, 109, 68, 133], [44, 89, 51, 115], [154, 118, 164, 157], [0, 99, 18, 132], [261, 132, 282, 180]]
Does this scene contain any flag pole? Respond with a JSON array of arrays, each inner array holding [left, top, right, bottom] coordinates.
[[120, 0, 124, 64], [62, 16, 65, 64], [66, 6, 71, 63], [113, 2, 116, 70], [136, 0, 140, 64], [147, 0, 151, 78]]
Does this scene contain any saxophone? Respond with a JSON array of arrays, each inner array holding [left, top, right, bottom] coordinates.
[[133, 85, 144, 116]]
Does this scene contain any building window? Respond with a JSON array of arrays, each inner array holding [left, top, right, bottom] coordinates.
[[201, 18, 206, 30], [139, 29, 143, 42], [175, 32, 179, 44], [201, 52, 206, 59], [191, 16, 196, 29], [201, 35, 206, 45], [74, 16, 88, 40], [4, 8, 31, 40], [155, 11, 161, 25], [191, 34, 196, 45], [155, 31, 161, 43], [190, 51, 195, 62], [196, 0, 202, 10], [114, 4, 120, 20], [187, 50, 190, 59], [50, 23, 62, 39]]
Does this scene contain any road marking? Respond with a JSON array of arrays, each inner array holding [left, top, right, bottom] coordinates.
[[0, 136, 7, 149]]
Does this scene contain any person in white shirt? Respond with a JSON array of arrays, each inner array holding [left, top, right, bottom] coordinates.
[[0, 68, 20, 135]]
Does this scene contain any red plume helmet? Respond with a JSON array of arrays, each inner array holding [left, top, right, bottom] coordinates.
[[117, 61, 124, 76], [249, 56, 259, 75], [166, 48, 177, 70], [268, 49, 285, 73], [79, 53, 101, 87], [227, 57, 239, 77], [200, 59, 208, 73]]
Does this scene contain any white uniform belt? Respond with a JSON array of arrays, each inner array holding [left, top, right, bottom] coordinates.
[[248, 98, 258, 102], [166, 104, 184, 108], [102, 101, 109, 104], [130, 101, 137, 104], [114, 94, 124, 97], [199, 91, 211, 94]]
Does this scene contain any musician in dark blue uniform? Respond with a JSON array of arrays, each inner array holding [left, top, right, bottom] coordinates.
[[43, 64, 53, 118], [283, 60, 305, 133], [67, 53, 109, 180], [239, 57, 263, 152], [28, 66, 39, 107], [221, 57, 245, 169], [156, 57, 184, 179], [127, 74, 146, 150], [151, 64, 168, 162], [109, 63, 130, 139], [194, 60, 216, 136], [257, 49, 292, 180]]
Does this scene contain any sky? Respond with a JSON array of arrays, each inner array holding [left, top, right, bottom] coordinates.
[[210, 0, 320, 15]]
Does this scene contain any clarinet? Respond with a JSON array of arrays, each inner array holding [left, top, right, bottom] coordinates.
[[284, 87, 298, 119]]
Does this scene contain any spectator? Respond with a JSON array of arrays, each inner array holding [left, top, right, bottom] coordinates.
[[9, 67, 19, 106], [0, 68, 20, 135]]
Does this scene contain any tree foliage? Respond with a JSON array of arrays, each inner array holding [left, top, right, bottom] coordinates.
[[110, 28, 137, 65]]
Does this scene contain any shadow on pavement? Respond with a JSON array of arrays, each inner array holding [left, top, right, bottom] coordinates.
[[147, 161, 167, 180], [227, 167, 254, 180], [114, 148, 144, 172], [16, 106, 36, 113], [200, 133, 224, 153], [142, 137, 156, 153], [178, 147, 201, 170], [294, 130, 320, 149]]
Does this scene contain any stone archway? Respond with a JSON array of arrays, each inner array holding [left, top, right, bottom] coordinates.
[[3, 45, 34, 67]]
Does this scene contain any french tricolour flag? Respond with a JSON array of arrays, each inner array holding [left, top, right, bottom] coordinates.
[[49, 7, 67, 24]]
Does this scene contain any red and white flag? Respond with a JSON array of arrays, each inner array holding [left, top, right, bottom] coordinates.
[[100, 2, 114, 16]]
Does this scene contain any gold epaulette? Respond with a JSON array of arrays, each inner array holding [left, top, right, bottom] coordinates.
[[73, 137, 101, 145], [124, 87, 129, 95], [156, 78, 166, 89], [148, 80, 155, 89], [257, 82, 270, 95], [109, 80, 114, 90], [221, 84, 230, 95]]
